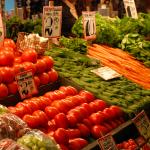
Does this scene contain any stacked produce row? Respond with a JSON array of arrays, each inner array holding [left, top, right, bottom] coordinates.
[[8, 86, 125, 150], [0, 38, 58, 99], [45, 46, 150, 116]]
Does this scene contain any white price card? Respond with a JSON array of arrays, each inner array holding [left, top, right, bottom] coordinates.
[[15, 70, 38, 99], [82, 11, 96, 40], [123, 0, 138, 19], [0, 11, 4, 44], [132, 110, 150, 139], [91, 66, 121, 80], [42, 6, 62, 38], [98, 134, 118, 150]]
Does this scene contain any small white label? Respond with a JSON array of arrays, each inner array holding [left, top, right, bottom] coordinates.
[[42, 6, 62, 38], [91, 66, 121, 80], [133, 110, 150, 140], [98, 134, 118, 150], [123, 0, 138, 19], [16, 70, 38, 99], [82, 11, 96, 40]]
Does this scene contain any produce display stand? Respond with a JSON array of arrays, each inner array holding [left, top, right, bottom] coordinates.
[[0, 80, 61, 107]]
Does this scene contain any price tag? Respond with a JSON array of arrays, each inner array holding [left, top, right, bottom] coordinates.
[[82, 11, 96, 40], [123, 0, 138, 19], [132, 110, 150, 139], [42, 6, 62, 38], [15, 70, 38, 99], [0, 11, 4, 44], [98, 134, 118, 150], [91, 66, 121, 80]]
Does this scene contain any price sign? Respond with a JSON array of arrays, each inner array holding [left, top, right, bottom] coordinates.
[[42, 6, 62, 38], [82, 11, 96, 40], [132, 110, 150, 139], [91, 66, 121, 80], [0, 11, 4, 44], [123, 0, 138, 19], [98, 134, 118, 150], [15, 70, 38, 99]]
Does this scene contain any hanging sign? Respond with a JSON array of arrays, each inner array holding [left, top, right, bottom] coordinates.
[[123, 0, 138, 19], [42, 6, 62, 38], [132, 110, 150, 139], [91, 66, 121, 80], [98, 134, 118, 150], [0, 11, 4, 44], [82, 11, 96, 40], [15, 70, 38, 99]]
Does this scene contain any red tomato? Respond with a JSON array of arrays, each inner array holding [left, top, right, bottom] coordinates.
[[109, 120, 118, 129], [0, 67, 15, 83], [39, 96, 51, 106], [93, 99, 108, 111], [14, 57, 22, 64], [16, 102, 32, 114], [53, 90, 66, 99], [67, 114, 78, 127], [54, 113, 68, 129], [64, 99, 75, 109], [55, 101, 70, 114], [0, 51, 14, 66], [77, 123, 90, 138], [59, 144, 69, 150], [13, 63, 24, 74], [53, 128, 69, 144], [89, 102, 99, 113], [65, 86, 78, 96], [70, 95, 84, 106], [39, 72, 50, 85], [3, 38, 16, 50], [7, 81, 18, 95], [102, 122, 113, 132], [42, 56, 54, 70], [44, 91, 60, 101], [36, 59, 46, 74], [23, 114, 40, 128], [32, 110, 48, 126], [45, 106, 59, 119], [91, 125, 108, 139], [109, 105, 123, 117], [0, 83, 8, 98], [81, 103, 93, 116], [48, 119, 57, 131], [82, 118, 93, 128], [8, 107, 22, 117], [79, 90, 95, 102], [22, 62, 36, 75], [76, 106, 89, 118], [33, 76, 40, 88], [21, 48, 37, 63], [102, 108, 115, 120], [23, 100, 39, 112], [69, 109, 84, 122], [47, 68, 58, 83], [66, 129, 81, 139], [68, 138, 88, 150], [59, 86, 68, 95], [89, 112, 105, 125]]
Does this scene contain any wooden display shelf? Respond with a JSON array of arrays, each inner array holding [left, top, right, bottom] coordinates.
[[0, 80, 61, 107]]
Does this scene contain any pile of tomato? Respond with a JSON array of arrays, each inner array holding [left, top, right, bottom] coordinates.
[[0, 39, 58, 98], [8, 86, 125, 150]]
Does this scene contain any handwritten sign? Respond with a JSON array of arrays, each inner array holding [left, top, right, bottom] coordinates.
[[82, 11, 96, 40], [132, 110, 150, 139], [123, 0, 138, 19], [42, 6, 62, 38], [91, 66, 121, 80], [98, 134, 118, 150], [15, 70, 38, 99], [0, 11, 4, 44]]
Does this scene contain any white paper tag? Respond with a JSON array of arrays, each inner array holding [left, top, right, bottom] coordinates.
[[42, 6, 62, 38], [91, 66, 121, 80], [82, 11, 96, 40], [123, 0, 138, 19]]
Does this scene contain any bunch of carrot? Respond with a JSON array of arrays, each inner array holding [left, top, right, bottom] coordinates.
[[88, 44, 150, 89]]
